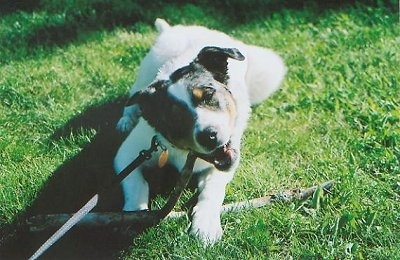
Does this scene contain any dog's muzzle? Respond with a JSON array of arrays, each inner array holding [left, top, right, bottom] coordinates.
[[196, 141, 237, 171]]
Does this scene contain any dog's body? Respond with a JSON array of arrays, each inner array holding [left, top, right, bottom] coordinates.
[[114, 19, 286, 244]]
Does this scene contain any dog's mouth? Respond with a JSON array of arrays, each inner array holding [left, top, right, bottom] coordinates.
[[196, 141, 237, 171]]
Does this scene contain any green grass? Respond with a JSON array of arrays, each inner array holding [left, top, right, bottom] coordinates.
[[1, 1, 399, 259]]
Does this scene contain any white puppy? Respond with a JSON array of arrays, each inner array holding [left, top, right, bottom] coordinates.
[[114, 18, 286, 244]]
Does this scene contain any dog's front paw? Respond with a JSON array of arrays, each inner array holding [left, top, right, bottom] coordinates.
[[189, 206, 223, 245], [116, 116, 136, 133]]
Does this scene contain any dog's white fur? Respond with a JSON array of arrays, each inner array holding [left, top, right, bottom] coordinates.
[[114, 19, 286, 244]]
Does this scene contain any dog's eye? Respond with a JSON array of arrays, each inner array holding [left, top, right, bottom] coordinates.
[[203, 87, 216, 102], [191, 86, 220, 109]]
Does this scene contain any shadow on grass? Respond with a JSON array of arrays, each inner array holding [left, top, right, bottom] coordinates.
[[1, 0, 391, 64], [0, 99, 142, 259], [1, 98, 185, 259]]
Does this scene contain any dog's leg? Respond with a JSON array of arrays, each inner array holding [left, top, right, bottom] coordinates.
[[116, 104, 141, 133], [116, 48, 164, 133], [189, 169, 234, 245], [119, 169, 149, 211], [115, 154, 149, 211], [114, 127, 152, 211]]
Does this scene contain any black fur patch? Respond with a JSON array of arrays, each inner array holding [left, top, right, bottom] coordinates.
[[169, 47, 245, 85], [169, 66, 192, 83], [196, 46, 245, 84], [129, 82, 196, 148]]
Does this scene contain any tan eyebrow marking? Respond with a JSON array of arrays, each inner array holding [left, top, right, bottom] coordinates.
[[192, 87, 205, 102]]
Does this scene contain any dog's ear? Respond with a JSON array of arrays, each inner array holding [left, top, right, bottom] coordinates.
[[195, 46, 245, 84], [125, 80, 167, 107]]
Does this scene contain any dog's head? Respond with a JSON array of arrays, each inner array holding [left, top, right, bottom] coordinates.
[[126, 46, 245, 170]]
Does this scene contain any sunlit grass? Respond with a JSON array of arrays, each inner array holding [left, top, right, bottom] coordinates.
[[1, 1, 398, 259]]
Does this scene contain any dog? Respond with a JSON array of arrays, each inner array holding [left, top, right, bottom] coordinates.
[[114, 18, 286, 244]]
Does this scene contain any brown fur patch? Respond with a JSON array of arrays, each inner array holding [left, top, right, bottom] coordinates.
[[225, 91, 237, 129], [192, 87, 205, 102]]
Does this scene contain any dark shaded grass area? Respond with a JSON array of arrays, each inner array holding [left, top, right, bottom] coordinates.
[[0, 100, 185, 258], [1, 0, 395, 64], [0, 100, 130, 259]]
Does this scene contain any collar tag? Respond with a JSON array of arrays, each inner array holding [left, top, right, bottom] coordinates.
[[158, 148, 169, 168]]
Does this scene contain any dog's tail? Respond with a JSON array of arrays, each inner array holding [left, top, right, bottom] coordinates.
[[245, 45, 287, 105], [155, 18, 171, 33]]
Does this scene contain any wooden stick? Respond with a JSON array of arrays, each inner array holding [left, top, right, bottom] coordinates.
[[27, 180, 334, 232]]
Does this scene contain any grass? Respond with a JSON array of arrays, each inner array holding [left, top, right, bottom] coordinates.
[[0, 0, 399, 259]]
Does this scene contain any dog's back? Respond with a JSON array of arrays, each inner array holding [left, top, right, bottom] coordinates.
[[151, 19, 286, 105]]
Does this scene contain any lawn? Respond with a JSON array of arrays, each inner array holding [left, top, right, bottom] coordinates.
[[0, 0, 399, 259]]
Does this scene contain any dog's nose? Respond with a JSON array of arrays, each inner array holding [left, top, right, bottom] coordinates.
[[196, 127, 220, 150]]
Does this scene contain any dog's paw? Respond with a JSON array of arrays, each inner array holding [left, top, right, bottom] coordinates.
[[116, 116, 136, 133], [189, 206, 223, 245]]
